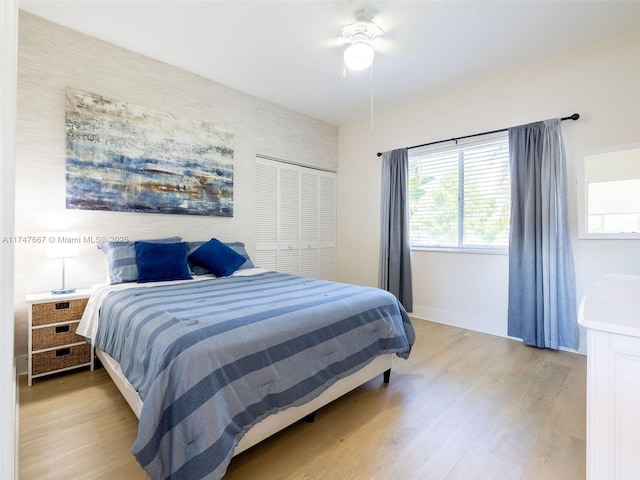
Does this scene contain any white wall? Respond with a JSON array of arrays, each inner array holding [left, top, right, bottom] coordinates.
[[1, 2, 17, 478], [337, 29, 640, 352], [14, 12, 338, 362]]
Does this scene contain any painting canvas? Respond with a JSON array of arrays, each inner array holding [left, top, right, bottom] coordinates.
[[65, 89, 234, 216]]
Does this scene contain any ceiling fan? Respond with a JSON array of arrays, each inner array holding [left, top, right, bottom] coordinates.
[[337, 7, 384, 71]]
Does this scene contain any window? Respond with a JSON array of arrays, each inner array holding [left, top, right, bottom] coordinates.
[[408, 134, 510, 251]]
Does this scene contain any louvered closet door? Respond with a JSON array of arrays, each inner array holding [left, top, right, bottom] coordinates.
[[319, 174, 336, 280], [300, 170, 319, 278], [278, 168, 300, 275], [254, 162, 278, 270], [255, 157, 335, 280]]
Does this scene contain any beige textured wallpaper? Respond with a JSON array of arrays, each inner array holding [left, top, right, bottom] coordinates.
[[14, 11, 338, 360]]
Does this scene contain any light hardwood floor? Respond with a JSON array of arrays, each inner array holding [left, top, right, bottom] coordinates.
[[19, 319, 586, 480]]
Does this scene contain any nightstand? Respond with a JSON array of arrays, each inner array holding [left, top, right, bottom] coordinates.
[[26, 289, 94, 386]]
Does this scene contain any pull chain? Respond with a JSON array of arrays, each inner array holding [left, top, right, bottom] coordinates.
[[369, 62, 375, 133]]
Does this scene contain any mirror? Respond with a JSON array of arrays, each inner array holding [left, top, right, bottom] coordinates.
[[577, 144, 640, 239]]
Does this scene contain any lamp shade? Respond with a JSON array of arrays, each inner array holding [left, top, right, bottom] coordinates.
[[45, 232, 80, 259], [344, 42, 375, 71]]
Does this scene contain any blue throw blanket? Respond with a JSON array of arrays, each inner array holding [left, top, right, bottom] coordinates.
[[95, 271, 415, 480]]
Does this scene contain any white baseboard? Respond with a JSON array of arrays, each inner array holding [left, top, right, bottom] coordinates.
[[411, 305, 507, 338], [15, 355, 27, 376], [411, 305, 585, 355]]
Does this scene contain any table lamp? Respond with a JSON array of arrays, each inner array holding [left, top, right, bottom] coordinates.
[[45, 232, 79, 294]]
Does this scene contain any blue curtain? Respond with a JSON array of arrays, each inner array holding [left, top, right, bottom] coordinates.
[[507, 119, 578, 349], [379, 148, 413, 312]]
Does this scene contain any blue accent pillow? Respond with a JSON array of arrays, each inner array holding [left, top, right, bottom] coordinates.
[[188, 238, 246, 277], [187, 241, 254, 275], [98, 236, 182, 284], [135, 241, 192, 283]]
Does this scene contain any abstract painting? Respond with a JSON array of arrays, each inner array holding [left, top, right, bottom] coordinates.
[[65, 89, 234, 216]]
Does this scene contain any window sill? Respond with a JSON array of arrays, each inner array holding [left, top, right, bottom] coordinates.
[[410, 246, 508, 255]]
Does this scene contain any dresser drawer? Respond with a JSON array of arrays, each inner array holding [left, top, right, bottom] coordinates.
[[31, 344, 92, 375], [32, 298, 88, 326], [32, 322, 84, 350]]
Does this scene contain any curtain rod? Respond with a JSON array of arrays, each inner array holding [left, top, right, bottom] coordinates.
[[376, 113, 580, 157]]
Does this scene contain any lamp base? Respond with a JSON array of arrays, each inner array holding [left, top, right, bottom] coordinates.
[[51, 288, 76, 295]]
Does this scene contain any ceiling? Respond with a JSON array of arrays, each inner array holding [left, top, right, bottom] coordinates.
[[19, 1, 640, 125]]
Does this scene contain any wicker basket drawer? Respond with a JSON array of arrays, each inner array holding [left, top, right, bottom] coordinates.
[[32, 322, 84, 350], [32, 298, 88, 326], [32, 344, 92, 375]]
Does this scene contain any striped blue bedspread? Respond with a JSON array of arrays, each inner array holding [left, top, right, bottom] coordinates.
[[94, 271, 415, 480]]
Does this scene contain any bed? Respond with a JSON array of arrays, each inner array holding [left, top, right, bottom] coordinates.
[[78, 263, 414, 480]]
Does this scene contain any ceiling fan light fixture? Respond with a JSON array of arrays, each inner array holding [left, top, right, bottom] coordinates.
[[342, 19, 383, 71], [344, 41, 375, 71]]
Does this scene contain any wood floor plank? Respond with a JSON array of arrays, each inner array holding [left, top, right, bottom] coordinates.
[[20, 369, 148, 480], [19, 319, 586, 480], [444, 445, 524, 480], [472, 359, 573, 466]]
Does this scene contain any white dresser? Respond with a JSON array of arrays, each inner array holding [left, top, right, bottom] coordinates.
[[578, 274, 640, 480]]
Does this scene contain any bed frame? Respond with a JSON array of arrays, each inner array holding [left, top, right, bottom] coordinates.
[[96, 348, 393, 455]]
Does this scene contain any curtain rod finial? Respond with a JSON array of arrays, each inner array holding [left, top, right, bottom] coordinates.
[[377, 152, 382, 157]]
